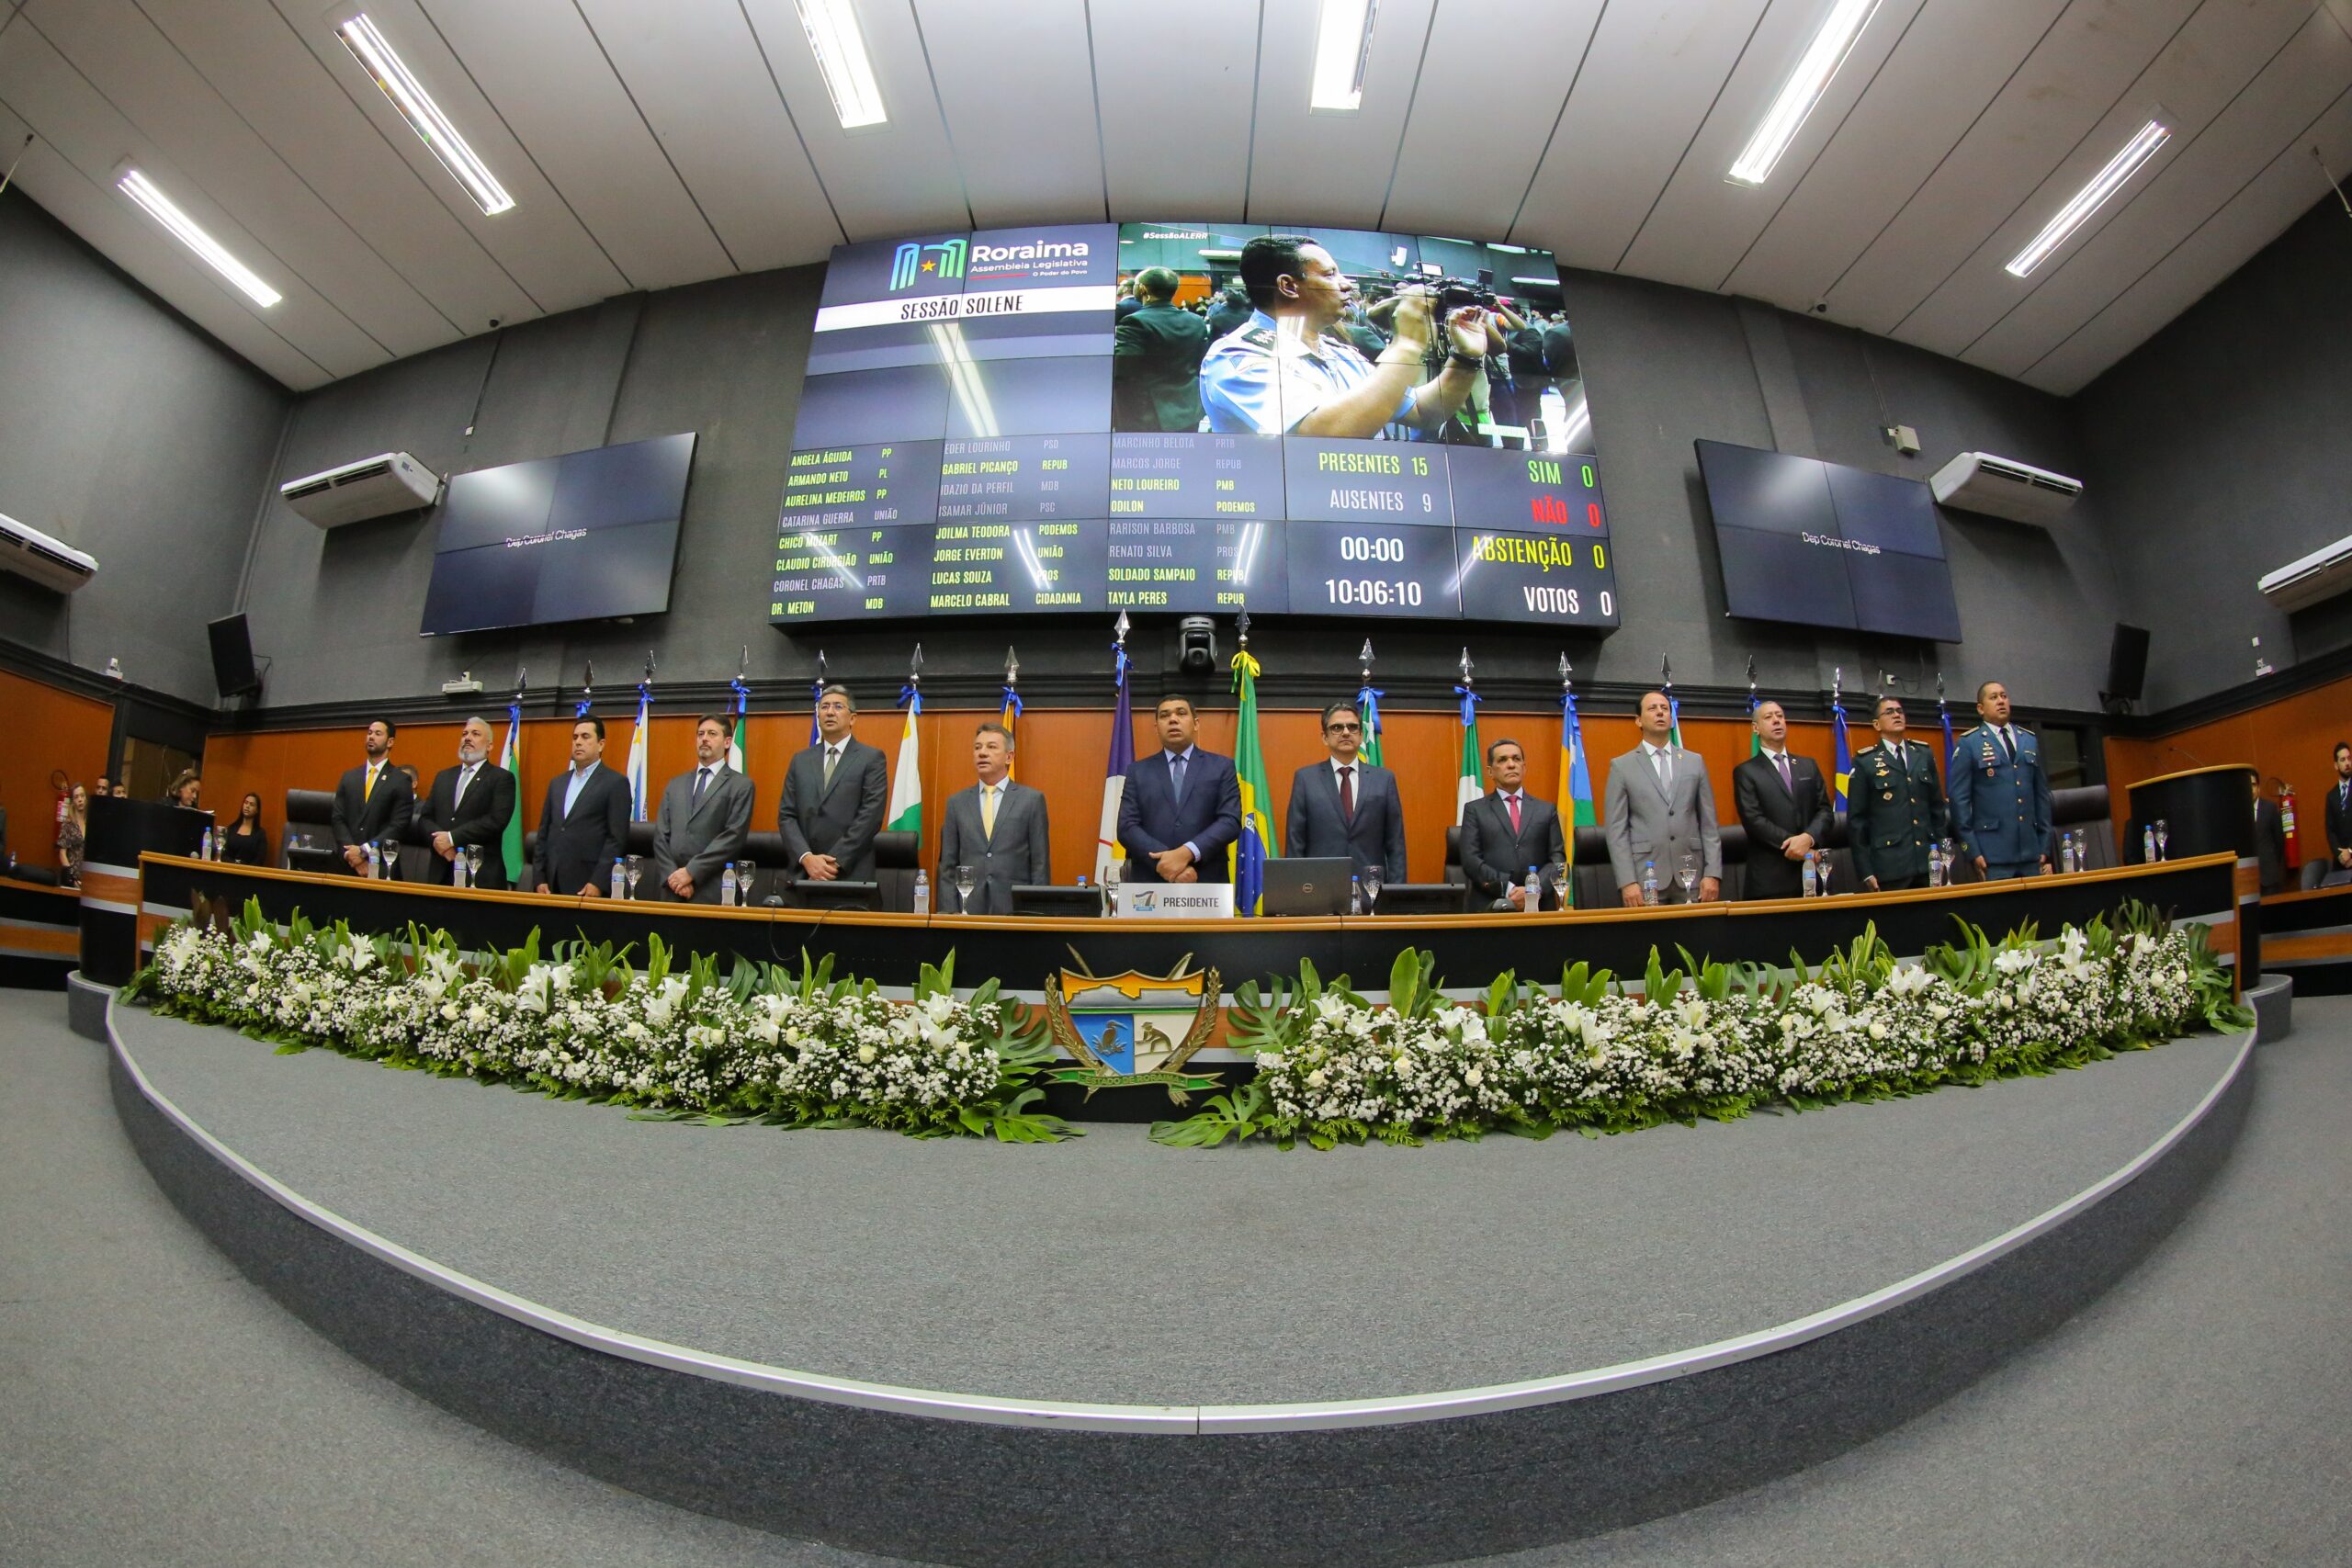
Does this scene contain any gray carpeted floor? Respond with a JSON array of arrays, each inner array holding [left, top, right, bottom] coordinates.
[[112, 1003, 2243, 1405], [6, 989, 2347, 1567]]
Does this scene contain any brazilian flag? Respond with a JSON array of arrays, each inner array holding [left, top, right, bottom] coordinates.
[[1230, 649, 1277, 916]]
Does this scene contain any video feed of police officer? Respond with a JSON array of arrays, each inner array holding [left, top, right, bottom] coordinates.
[[1111, 223, 1583, 451]]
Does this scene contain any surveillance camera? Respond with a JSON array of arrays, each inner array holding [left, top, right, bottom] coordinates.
[[1812, 301, 1830, 314], [1178, 615, 1216, 674], [488, 317, 503, 330]]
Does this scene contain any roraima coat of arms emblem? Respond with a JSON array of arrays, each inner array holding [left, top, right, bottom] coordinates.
[[1043, 953, 1222, 1102]]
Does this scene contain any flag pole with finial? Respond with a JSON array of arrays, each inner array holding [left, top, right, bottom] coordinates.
[[1454, 647, 1483, 824], [886, 643, 924, 846], [1001, 646, 1021, 780], [1356, 638, 1384, 767], [1095, 610, 1135, 887]]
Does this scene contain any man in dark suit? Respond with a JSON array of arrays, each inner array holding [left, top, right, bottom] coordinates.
[[532, 716, 631, 897], [2254, 778, 2289, 896], [937, 722, 1050, 914], [416, 715, 516, 889], [1113, 266, 1211, 433], [1460, 737, 1567, 909], [1846, 696, 1949, 891], [1947, 681, 2052, 880], [651, 714, 755, 904], [1285, 699, 1407, 882], [330, 717, 414, 876], [1117, 695, 1241, 884], [777, 683, 888, 883], [2326, 741, 2352, 879], [1732, 698, 1834, 901]]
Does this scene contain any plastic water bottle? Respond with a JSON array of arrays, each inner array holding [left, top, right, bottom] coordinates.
[[721, 863, 738, 907], [2143, 825, 2157, 863], [1640, 860, 1658, 907], [1350, 874, 1362, 915], [912, 868, 931, 916], [2060, 830, 2075, 874], [198, 827, 213, 861], [609, 861, 628, 899], [1928, 842, 1945, 888], [1802, 852, 1818, 898], [1525, 864, 1544, 913], [454, 852, 469, 889], [363, 841, 380, 879]]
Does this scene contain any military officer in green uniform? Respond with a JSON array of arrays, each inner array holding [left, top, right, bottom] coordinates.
[[1847, 695, 1950, 890], [1111, 266, 1211, 434]]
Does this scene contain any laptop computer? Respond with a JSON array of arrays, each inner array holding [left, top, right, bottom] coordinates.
[[1261, 857, 1352, 917]]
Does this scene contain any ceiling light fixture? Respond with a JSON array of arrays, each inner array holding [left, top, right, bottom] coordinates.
[[336, 13, 515, 215], [115, 167, 282, 307], [2005, 118, 2171, 277], [1727, 0, 1883, 186], [1310, 0, 1379, 113], [795, 0, 888, 129]]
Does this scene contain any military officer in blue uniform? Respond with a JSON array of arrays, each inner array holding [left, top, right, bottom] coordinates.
[[1946, 681, 2052, 880], [1198, 233, 1487, 440], [1847, 695, 1949, 890]]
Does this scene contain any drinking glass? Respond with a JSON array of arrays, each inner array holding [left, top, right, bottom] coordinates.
[[1676, 852, 1699, 902], [378, 839, 396, 880], [952, 863, 976, 911], [462, 845, 481, 886], [739, 859, 756, 904], [1103, 860, 1124, 916], [625, 855, 642, 898], [1363, 867, 1384, 914], [1545, 862, 1569, 910], [2155, 818, 2170, 861]]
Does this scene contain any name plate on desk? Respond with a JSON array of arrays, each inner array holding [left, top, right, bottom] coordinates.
[[1113, 884, 1235, 919]]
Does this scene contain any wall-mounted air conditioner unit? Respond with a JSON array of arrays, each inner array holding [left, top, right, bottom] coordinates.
[[2257, 534, 2352, 613], [279, 451, 442, 528], [1928, 451, 2083, 526], [0, 512, 97, 593]]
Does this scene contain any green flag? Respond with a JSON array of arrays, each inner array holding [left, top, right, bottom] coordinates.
[[499, 704, 525, 885], [1230, 649, 1274, 915]]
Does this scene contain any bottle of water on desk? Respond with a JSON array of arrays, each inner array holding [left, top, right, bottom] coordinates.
[[2142, 825, 2157, 863], [2061, 830, 2076, 874], [608, 860, 627, 899], [721, 863, 738, 907], [1526, 865, 1544, 912], [1350, 874, 1362, 915], [1802, 852, 1818, 898], [363, 841, 380, 879], [1640, 860, 1658, 907], [912, 868, 931, 916], [199, 827, 213, 861], [1928, 841, 1944, 888]]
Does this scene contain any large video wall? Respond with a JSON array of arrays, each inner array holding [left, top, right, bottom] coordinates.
[[770, 222, 1618, 629]]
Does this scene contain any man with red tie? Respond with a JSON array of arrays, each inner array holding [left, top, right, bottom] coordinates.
[[1459, 738, 1566, 910], [1285, 701, 1408, 883]]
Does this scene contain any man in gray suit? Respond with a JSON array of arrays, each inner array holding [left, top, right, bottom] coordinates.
[[936, 722, 1050, 914], [1285, 700, 1408, 882], [1603, 689, 1722, 905], [777, 683, 888, 883], [652, 714, 756, 903]]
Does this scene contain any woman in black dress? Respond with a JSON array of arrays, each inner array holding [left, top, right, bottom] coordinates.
[[220, 792, 270, 866]]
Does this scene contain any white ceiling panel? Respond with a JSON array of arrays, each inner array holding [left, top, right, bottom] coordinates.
[[1964, 10, 2352, 379], [1244, 0, 1437, 228], [269, 0, 628, 316], [1091, 0, 1256, 219], [1724, 0, 2072, 312], [25, 0, 453, 359], [2024, 81, 2352, 393], [571, 0, 842, 273], [1619, 0, 1935, 292], [1510, 0, 1771, 268], [0, 19, 386, 378], [737, 0, 971, 241], [128, 0, 533, 335], [0, 103, 327, 388], [415, 0, 731, 290], [1379, 0, 1601, 241], [912, 0, 1106, 227], [1821, 0, 2201, 336], [1893, 0, 2319, 359]]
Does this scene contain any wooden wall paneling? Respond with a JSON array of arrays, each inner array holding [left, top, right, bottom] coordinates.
[[2, 668, 114, 869], [2102, 670, 2352, 860]]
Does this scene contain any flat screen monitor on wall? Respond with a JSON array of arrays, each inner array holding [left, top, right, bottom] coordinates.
[[1694, 439, 1962, 644], [773, 222, 1620, 631], [419, 432, 695, 637]]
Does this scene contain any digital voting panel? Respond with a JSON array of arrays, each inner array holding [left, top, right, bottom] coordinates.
[[770, 221, 1619, 631]]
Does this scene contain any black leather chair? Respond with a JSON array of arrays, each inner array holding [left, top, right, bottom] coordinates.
[[282, 787, 340, 874], [2050, 785, 2115, 869], [873, 830, 922, 912]]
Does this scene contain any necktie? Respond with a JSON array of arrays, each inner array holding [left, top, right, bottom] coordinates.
[[1652, 748, 1671, 794], [693, 767, 710, 806], [1773, 752, 1792, 794], [456, 765, 473, 803], [981, 784, 998, 838], [823, 747, 839, 788], [1507, 794, 1521, 837], [1339, 766, 1354, 821], [1170, 753, 1187, 806], [363, 763, 377, 803], [2001, 728, 2017, 764]]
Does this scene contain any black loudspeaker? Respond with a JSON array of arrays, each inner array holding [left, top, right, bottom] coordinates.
[[207, 614, 261, 698], [2103, 623, 2150, 706]]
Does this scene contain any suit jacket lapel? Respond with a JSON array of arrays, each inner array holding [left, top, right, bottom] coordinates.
[[686, 765, 726, 823]]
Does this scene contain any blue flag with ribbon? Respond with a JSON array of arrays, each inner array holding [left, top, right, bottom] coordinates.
[[1831, 692, 1852, 810]]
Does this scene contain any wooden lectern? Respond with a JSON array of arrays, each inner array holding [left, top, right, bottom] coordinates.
[[78, 796, 209, 986], [2125, 763, 2259, 980]]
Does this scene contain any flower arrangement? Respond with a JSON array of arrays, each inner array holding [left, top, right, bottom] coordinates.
[[130, 899, 2245, 1153], [132, 899, 1069, 1141], [1157, 903, 2248, 1149]]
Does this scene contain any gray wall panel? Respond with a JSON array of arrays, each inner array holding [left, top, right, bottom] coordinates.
[[0, 197, 286, 702]]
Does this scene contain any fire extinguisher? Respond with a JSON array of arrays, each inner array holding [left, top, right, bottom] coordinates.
[[51, 767, 70, 828], [2278, 783, 2302, 872]]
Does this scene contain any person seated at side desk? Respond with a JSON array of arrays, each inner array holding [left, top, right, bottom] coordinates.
[[220, 792, 270, 867]]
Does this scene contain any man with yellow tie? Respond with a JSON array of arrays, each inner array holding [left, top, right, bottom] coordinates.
[[935, 722, 1049, 914], [329, 717, 414, 876]]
